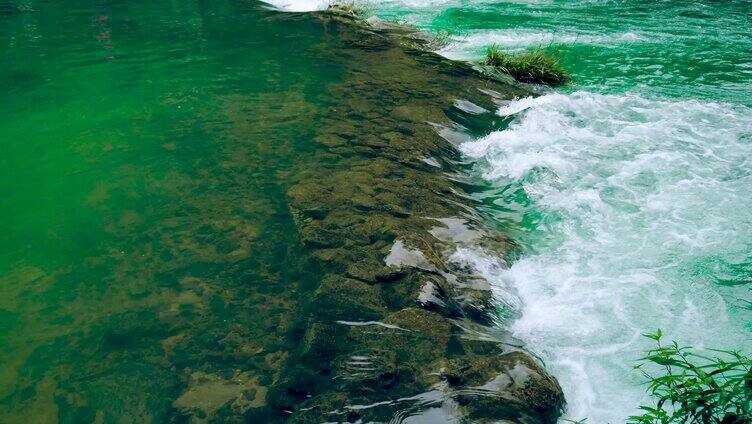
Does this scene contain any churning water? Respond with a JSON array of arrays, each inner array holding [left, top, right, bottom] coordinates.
[[462, 91, 752, 421]]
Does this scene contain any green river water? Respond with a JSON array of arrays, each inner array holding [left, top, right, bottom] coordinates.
[[2, 0, 752, 423]]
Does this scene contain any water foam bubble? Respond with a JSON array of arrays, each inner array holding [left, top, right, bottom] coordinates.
[[261, 0, 330, 12], [460, 91, 752, 422], [439, 30, 647, 61]]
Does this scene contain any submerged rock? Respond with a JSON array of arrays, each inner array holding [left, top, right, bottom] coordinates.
[[312, 275, 386, 321], [173, 371, 267, 422]]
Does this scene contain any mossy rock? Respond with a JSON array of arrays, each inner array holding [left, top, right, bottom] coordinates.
[[278, 10, 563, 424], [301, 322, 346, 362], [446, 351, 564, 423]]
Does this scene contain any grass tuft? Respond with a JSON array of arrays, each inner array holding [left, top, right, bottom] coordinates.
[[483, 45, 570, 86]]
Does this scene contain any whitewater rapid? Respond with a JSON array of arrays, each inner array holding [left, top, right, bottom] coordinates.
[[459, 92, 752, 421]]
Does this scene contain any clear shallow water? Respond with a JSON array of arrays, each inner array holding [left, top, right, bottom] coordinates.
[[265, 0, 752, 421]]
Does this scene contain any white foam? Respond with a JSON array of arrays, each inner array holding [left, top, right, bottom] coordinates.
[[459, 91, 752, 422], [439, 30, 646, 61], [261, 0, 330, 12], [262, 0, 459, 12]]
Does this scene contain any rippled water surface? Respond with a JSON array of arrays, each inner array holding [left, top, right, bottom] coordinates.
[[1, 1, 338, 420]]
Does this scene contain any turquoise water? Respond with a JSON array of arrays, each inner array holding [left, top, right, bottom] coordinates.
[[264, 0, 752, 422], [394, 1, 752, 421], [374, 0, 752, 105]]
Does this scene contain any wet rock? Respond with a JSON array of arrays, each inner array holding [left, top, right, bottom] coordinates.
[[384, 307, 452, 346], [448, 352, 564, 424], [336, 347, 407, 392], [302, 322, 346, 362], [172, 371, 267, 422]]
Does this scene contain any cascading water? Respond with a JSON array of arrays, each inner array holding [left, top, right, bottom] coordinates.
[[461, 92, 752, 421]]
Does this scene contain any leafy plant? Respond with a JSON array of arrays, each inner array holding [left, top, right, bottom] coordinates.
[[483, 44, 570, 86], [428, 28, 453, 49], [628, 329, 752, 424]]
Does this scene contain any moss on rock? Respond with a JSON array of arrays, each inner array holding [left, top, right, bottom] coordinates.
[[312, 275, 386, 321]]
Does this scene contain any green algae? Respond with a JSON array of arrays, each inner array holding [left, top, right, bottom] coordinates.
[[0, 2, 561, 423]]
